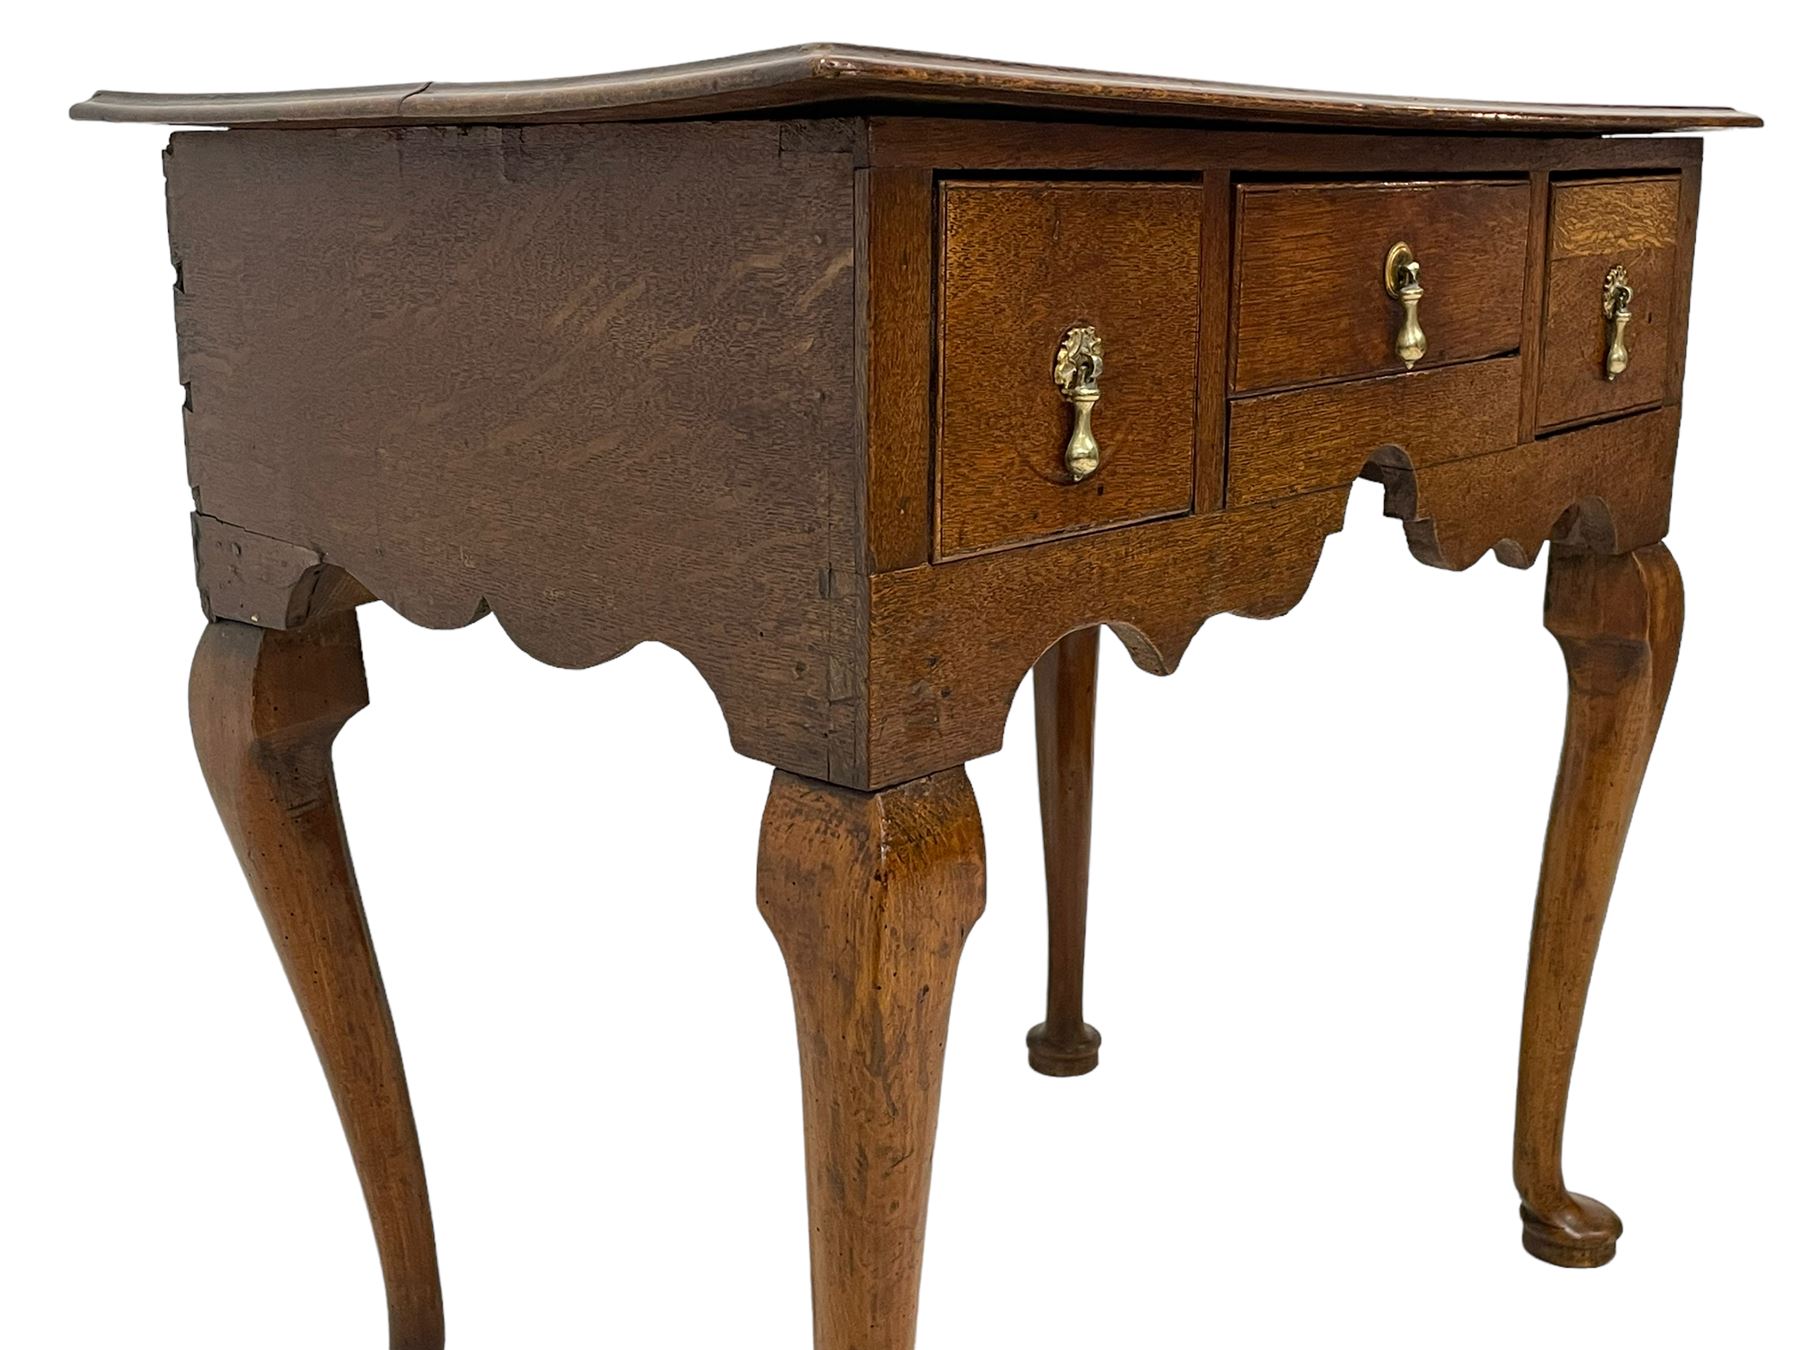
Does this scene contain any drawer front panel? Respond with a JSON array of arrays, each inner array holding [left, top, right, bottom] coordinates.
[[1536, 177, 1680, 430], [1232, 180, 1531, 393], [1226, 358, 1521, 507], [937, 181, 1203, 559]]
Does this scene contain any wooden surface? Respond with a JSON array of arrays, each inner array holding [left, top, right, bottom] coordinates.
[[1665, 164, 1705, 408], [1552, 177, 1683, 256], [1195, 173, 1233, 514], [1232, 180, 1531, 393], [936, 181, 1203, 557], [1515, 171, 1553, 438], [159, 116, 1714, 791], [867, 403, 1676, 784], [192, 513, 337, 628], [865, 120, 1709, 173], [861, 168, 936, 572], [70, 43, 1760, 131], [167, 120, 867, 784], [1516, 542, 1683, 1267], [189, 612, 443, 1348], [70, 76, 1752, 1336], [1027, 628, 1103, 1076], [1371, 409, 1678, 571], [758, 768, 986, 1350], [1537, 178, 1681, 429], [1227, 358, 1521, 507], [867, 492, 1350, 786]]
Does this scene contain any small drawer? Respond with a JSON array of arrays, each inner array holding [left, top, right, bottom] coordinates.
[[1536, 177, 1680, 430], [937, 181, 1203, 559], [1227, 358, 1523, 508], [1232, 180, 1531, 394]]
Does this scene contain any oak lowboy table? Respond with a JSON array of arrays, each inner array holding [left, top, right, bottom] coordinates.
[[74, 45, 1759, 1348]]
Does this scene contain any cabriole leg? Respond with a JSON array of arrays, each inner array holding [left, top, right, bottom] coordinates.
[[1515, 542, 1683, 1268], [758, 768, 986, 1350], [190, 612, 443, 1348]]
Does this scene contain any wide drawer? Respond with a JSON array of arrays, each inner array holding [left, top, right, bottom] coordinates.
[[937, 181, 1203, 559], [1232, 180, 1532, 393], [1536, 176, 1681, 430]]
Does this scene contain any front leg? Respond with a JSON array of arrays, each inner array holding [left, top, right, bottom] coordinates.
[[758, 768, 986, 1350], [190, 611, 443, 1348], [1515, 542, 1683, 1267]]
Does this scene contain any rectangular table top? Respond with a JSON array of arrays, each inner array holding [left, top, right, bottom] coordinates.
[[69, 43, 1760, 133]]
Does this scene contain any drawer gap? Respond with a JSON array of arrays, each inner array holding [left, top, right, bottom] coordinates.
[[1534, 399, 1667, 439], [937, 167, 1205, 184], [1230, 349, 1522, 403]]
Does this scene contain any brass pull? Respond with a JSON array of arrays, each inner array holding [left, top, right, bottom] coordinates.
[[1384, 241, 1427, 369], [1603, 264, 1634, 381], [1053, 324, 1104, 482]]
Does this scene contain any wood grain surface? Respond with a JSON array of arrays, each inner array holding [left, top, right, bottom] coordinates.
[[861, 167, 936, 572], [68, 55, 1754, 1335], [159, 113, 1709, 801], [937, 181, 1204, 557], [866, 121, 1708, 174], [192, 514, 333, 628], [190, 612, 444, 1348], [867, 408, 1677, 785], [1369, 409, 1678, 571], [1227, 358, 1521, 507], [1664, 165, 1705, 408], [71, 43, 1761, 132], [167, 120, 866, 783], [1515, 542, 1683, 1268], [1233, 180, 1531, 392], [1551, 178, 1682, 257], [1027, 628, 1103, 1077], [1515, 172, 1553, 439], [866, 491, 1350, 786], [758, 768, 986, 1350], [1195, 172, 1233, 513], [1537, 178, 1681, 430]]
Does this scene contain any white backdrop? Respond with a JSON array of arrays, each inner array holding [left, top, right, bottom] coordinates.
[[5, 4, 1794, 1346]]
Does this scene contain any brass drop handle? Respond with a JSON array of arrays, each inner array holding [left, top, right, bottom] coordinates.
[[1054, 324, 1104, 482], [1603, 264, 1634, 381], [1384, 241, 1427, 369]]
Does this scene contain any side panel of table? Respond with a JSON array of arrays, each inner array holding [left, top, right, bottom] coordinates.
[[167, 119, 868, 781]]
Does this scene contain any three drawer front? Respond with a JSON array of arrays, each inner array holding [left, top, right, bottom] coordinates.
[[1536, 177, 1681, 430], [1232, 180, 1532, 393], [936, 181, 1204, 560]]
